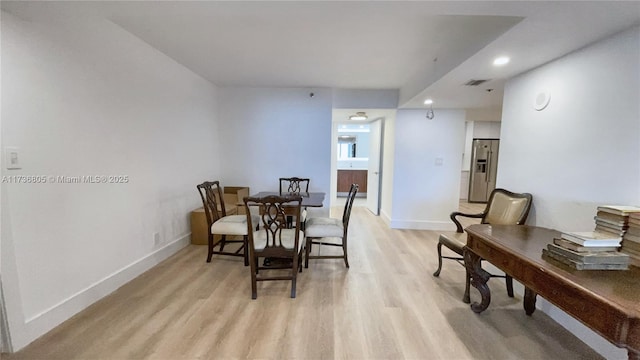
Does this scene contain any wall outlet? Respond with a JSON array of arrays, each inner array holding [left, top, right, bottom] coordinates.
[[153, 232, 161, 246], [5, 147, 21, 170]]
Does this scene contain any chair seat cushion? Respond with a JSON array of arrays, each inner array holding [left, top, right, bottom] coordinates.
[[211, 215, 259, 236], [305, 217, 343, 238], [438, 232, 467, 256], [252, 228, 304, 251]]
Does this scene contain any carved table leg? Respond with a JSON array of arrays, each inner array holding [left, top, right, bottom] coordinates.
[[524, 287, 537, 316], [463, 247, 491, 313]]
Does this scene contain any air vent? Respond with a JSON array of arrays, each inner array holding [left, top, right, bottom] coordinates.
[[464, 79, 490, 86]]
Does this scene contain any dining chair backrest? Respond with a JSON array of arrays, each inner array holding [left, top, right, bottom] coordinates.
[[342, 183, 359, 231], [196, 181, 227, 227], [279, 177, 310, 195], [243, 194, 304, 299], [303, 183, 358, 269], [244, 194, 303, 256], [482, 189, 532, 226]]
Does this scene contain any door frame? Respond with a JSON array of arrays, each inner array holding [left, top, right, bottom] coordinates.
[[330, 110, 386, 214]]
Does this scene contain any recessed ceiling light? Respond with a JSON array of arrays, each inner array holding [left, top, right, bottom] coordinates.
[[493, 56, 510, 66], [424, 99, 433, 105]]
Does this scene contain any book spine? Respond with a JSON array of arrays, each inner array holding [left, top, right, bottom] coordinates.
[[547, 244, 628, 264], [594, 216, 626, 227], [621, 247, 640, 258], [594, 225, 625, 236], [623, 233, 640, 244], [595, 211, 626, 221], [542, 249, 580, 269], [596, 207, 627, 216], [628, 219, 640, 227], [622, 239, 640, 252], [547, 244, 582, 262], [560, 233, 621, 247], [553, 238, 618, 252], [626, 227, 640, 236], [553, 238, 582, 252], [560, 233, 586, 245], [543, 249, 628, 270]]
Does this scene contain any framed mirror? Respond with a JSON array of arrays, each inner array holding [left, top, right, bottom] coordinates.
[[337, 135, 357, 158]]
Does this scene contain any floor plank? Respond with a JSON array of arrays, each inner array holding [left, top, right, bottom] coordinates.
[[4, 203, 603, 359]]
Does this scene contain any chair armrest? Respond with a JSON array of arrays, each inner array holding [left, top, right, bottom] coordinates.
[[450, 211, 484, 233]]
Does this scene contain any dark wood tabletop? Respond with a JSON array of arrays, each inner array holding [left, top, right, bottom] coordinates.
[[250, 192, 325, 207], [463, 224, 640, 359]]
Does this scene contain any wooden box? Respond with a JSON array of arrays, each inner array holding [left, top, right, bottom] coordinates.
[[190, 186, 249, 245]]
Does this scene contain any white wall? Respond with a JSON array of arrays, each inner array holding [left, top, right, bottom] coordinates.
[[499, 25, 640, 359], [460, 121, 475, 200], [472, 121, 501, 138], [380, 115, 396, 222], [332, 89, 399, 109], [390, 109, 466, 229], [465, 107, 502, 122], [216, 87, 332, 206], [1, 13, 220, 350]]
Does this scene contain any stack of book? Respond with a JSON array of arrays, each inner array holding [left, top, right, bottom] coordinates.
[[622, 212, 640, 262], [594, 206, 632, 237], [543, 231, 629, 270]]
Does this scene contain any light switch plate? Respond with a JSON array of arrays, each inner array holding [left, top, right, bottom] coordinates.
[[435, 157, 444, 166], [5, 147, 21, 170]]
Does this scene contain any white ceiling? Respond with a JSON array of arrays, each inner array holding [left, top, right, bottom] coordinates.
[[3, 1, 640, 111]]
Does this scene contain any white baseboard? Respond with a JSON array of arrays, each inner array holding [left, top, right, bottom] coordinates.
[[14, 234, 190, 351], [389, 219, 457, 231], [380, 209, 391, 226]]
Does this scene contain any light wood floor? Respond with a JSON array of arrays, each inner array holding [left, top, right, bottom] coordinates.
[[4, 203, 603, 359]]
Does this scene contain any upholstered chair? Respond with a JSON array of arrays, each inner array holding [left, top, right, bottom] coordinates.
[[433, 188, 532, 303]]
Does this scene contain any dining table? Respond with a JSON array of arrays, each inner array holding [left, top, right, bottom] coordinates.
[[248, 191, 325, 208], [247, 191, 326, 267]]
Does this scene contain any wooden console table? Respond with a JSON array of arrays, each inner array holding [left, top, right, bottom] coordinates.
[[463, 224, 640, 359]]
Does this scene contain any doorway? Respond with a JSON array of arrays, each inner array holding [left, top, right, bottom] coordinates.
[[330, 109, 387, 216]]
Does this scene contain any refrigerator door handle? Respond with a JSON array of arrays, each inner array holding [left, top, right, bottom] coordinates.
[[486, 151, 492, 182]]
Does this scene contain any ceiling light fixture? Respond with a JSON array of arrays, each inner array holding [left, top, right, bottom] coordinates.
[[425, 99, 434, 120], [493, 56, 510, 66], [424, 58, 438, 120], [349, 112, 368, 121]]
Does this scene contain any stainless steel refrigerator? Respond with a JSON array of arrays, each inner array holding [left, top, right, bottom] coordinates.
[[468, 139, 499, 203]]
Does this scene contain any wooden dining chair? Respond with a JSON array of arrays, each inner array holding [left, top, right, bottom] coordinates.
[[196, 181, 258, 265], [244, 194, 305, 299], [279, 177, 310, 195], [279, 177, 310, 228], [433, 188, 532, 303], [304, 183, 358, 268]]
